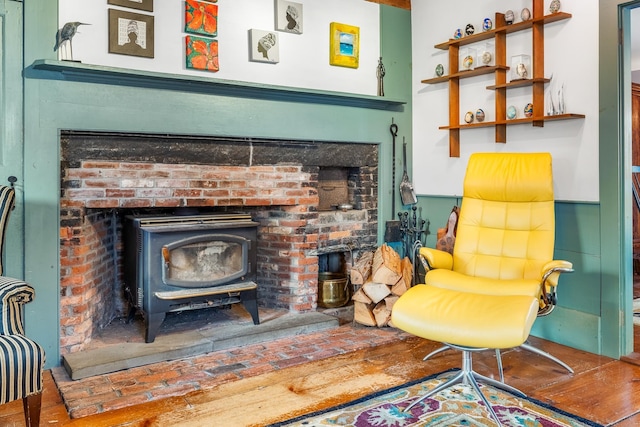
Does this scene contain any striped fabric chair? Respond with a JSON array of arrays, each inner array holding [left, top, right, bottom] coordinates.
[[0, 185, 46, 427]]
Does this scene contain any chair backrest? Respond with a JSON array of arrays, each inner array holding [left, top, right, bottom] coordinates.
[[0, 186, 15, 276], [453, 153, 555, 280]]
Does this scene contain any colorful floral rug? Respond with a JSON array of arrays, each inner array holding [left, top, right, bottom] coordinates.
[[270, 369, 603, 427]]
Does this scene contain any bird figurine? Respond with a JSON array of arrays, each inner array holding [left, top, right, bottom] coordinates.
[[54, 21, 89, 61]]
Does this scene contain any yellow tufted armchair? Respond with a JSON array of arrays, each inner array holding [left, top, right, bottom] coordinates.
[[391, 153, 573, 424]]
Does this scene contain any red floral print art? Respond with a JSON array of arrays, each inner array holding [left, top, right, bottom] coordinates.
[[186, 36, 219, 72], [185, 0, 218, 37]]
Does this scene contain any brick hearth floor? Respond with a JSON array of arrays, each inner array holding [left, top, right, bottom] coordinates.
[[51, 309, 410, 419]]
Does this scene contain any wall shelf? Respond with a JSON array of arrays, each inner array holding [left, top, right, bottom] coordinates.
[[29, 60, 406, 111], [422, 0, 584, 157]]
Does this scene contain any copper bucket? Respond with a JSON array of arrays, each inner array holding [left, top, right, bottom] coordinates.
[[317, 272, 350, 308]]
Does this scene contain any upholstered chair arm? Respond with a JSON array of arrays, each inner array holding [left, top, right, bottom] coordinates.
[[419, 247, 453, 271], [538, 260, 574, 316], [0, 276, 35, 335]]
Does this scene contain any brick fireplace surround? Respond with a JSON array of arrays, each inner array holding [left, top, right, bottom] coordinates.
[[59, 131, 379, 355]]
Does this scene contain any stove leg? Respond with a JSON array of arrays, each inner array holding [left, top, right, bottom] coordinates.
[[242, 292, 260, 325], [145, 312, 166, 343]]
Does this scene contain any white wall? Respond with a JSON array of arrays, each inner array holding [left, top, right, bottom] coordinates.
[[411, 0, 599, 202], [58, 0, 380, 95]]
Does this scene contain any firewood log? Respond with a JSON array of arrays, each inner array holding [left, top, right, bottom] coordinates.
[[362, 281, 392, 304], [353, 301, 377, 326], [373, 301, 392, 327], [351, 287, 373, 304], [384, 295, 399, 310], [371, 244, 402, 285], [350, 251, 374, 285], [391, 257, 414, 296]]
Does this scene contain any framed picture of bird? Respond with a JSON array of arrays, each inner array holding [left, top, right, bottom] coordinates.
[[108, 9, 155, 58], [107, 0, 153, 12]]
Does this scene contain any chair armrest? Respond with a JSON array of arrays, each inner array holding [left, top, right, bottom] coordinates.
[[538, 260, 573, 316], [541, 260, 574, 288], [419, 247, 453, 271], [0, 276, 35, 335]]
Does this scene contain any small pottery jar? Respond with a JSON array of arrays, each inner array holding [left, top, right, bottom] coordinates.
[[462, 55, 474, 70], [524, 103, 533, 118], [481, 50, 492, 66], [464, 111, 474, 123], [505, 10, 514, 25], [465, 24, 475, 36]]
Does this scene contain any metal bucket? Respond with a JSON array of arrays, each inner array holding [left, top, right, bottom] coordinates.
[[317, 272, 350, 308]]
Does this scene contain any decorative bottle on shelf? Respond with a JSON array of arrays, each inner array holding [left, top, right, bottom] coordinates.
[[557, 84, 565, 115]]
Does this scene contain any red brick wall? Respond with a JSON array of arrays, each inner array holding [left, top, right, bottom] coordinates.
[[59, 160, 376, 354]]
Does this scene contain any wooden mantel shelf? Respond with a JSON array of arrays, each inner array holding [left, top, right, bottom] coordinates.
[[29, 60, 406, 111]]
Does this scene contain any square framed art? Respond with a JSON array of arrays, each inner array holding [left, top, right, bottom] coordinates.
[[185, 0, 218, 37], [186, 35, 219, 72], [108, 8, 154, 58], [107, 0, 153, 12], [329, 22, 359, 69], [249, 29, 279, 63], [275, 0, 302, 34]]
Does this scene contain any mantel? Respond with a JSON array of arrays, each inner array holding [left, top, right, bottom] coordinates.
[[30, 60, 406, 111]]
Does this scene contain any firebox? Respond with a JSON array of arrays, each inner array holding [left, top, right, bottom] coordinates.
[[123, 212, 260, 343]]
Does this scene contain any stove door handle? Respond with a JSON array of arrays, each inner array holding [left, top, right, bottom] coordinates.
[[162, 246, 170, 267]]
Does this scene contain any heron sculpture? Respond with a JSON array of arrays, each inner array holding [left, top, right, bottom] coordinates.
[[54, 21, 89, 61]]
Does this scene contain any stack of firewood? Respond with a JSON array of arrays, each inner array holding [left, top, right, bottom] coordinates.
[[350, 244, 413, 327]]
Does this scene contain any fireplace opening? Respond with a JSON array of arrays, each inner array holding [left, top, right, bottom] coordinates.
[[59, 130, 379, 355]]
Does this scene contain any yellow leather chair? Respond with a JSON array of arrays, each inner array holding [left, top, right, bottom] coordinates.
[[391, 152, 573, 424]]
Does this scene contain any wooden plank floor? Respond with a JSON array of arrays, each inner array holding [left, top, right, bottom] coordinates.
[[1, 335, 640, 426]]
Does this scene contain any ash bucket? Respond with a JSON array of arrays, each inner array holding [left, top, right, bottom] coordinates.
[[317, 272, 350, 308]]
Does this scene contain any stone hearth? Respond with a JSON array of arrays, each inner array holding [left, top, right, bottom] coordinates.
[[59, 131, 379, 354]]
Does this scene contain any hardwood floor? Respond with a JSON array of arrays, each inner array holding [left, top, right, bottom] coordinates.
[[1, 335, 640, 426]]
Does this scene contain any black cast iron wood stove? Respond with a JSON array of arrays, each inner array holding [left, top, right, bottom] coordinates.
[[123, 213, 260, 343]]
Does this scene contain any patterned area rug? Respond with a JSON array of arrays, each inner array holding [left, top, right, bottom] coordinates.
[[270, 369, 603, 427]]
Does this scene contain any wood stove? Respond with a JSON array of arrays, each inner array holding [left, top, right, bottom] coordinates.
[[123, 212, 260, 343]]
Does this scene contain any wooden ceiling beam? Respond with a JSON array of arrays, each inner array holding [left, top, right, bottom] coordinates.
[[365, 0, 411, 10]]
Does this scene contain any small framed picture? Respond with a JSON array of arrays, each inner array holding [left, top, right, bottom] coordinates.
[[108, 9, 154, 58], [186, 35, 219, 72], [275, 0, 302, 34], [249, 29, 279, 63], [107, 0, 153, 12], [185, 0, 218, 37], [329, 22, 359, 69]]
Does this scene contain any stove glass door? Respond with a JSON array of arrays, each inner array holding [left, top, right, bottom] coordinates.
[[161, 234, 249, 288]]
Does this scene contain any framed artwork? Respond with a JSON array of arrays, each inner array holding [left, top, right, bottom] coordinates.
[[108, 9, 154, 58], [249, 29, 279, 63], [185, 0, 218, 37], [186, 35, 219, 72], [107, 0, 153, 12], [275, 0, 302, 34], [329, 22, 359, 69]]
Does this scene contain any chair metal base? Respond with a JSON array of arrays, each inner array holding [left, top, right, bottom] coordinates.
[[423, 340, 574, 380], [424, 345, 505, 382], [408, 346, 526, 427]]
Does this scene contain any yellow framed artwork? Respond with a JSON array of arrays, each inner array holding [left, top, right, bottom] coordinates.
[[329, 22, 359, 69]]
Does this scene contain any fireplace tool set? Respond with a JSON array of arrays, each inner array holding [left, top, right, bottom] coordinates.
[[396, 205, 429, 284]]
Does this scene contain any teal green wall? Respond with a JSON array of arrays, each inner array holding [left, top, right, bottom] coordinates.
[[20, 3, 412, 368]]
